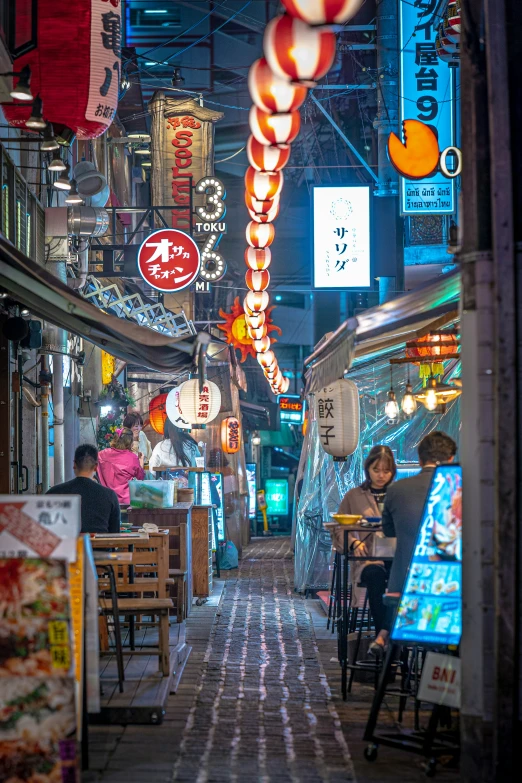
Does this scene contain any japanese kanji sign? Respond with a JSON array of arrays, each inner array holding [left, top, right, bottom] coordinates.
[[312, 185, 371, 289], [86, 0, 121, 126], [399, 0, 456, 214], [0, 496, 80, 562], [137, 228, 201, 292]]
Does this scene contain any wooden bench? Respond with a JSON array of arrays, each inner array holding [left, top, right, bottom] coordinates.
[[91, 532, 173, 676]]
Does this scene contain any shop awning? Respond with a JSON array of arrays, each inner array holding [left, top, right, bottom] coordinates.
[[0, 235, 204, 373], [304, 269, 460, 394]]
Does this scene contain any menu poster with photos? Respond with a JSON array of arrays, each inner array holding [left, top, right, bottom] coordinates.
[[392, 465, 462, 647]]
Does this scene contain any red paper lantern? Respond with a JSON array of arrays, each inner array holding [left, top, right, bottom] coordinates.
[[246, 221, 276, 248], [264, 15, 336, 87], [249, 105, 301, 146], [248, 201, 280, 224], [245, 311, 266, 329], [245, 192, 280, 216], [245, 247, 272, 271], [245, 269, 271, 292], [149, 393, 168, 435], [221, 416, 241, 454], [245, 167, 284, 201], [248, 324, 268, 340], [3, 0, 122, 139], [253, 336, 272, 353], [249, 57, 307, 113], [247, 136, 291, 173], [281, 0, 362, 25], [245, 291, 269, 313]]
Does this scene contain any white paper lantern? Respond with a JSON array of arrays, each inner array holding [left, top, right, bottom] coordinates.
[[315, 379, 359, 460], [165, 386, 191, 430], [177, 379, 221, 426]]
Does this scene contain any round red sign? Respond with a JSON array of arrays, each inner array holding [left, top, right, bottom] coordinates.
[[137, 229, 201, 292]]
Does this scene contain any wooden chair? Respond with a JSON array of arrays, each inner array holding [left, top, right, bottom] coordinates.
[[166, 523, 188, 622], [92, 533, 173, 676]]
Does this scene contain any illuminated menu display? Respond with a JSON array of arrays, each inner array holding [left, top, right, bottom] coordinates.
[[392, 465, 462, 647], [278, 394, 304, 424]]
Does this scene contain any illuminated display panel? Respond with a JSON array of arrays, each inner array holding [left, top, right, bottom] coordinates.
[[312, 185, 371, 290], [392, 465, 462, 647], [278, 394, 304, 424]]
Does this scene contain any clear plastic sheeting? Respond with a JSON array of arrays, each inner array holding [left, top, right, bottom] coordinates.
[[293, 348, 461, 593]]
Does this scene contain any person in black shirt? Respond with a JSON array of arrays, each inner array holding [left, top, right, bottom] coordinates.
[[47, 444, 120, 534]]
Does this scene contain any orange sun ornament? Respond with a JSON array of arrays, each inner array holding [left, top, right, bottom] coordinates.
[[218, 296, 282, 362]]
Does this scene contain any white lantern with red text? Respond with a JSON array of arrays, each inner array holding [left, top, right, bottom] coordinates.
[[264, 15, 336, 87], [246, 221, 275, 248], [249, 105, 301, 146], [245, 247, 272, 271], [247, 136, 291, 173], [245, 291, 269, 313], [165, 386, 191, 430], [253, 336, 272, 353], [177, 379, 221, 426], [246, 269, 270, 291], [281, 0, 363, 25], [315, 379, 359, 460], [249, 57, 308, 113], [245, 167, 283, 201]]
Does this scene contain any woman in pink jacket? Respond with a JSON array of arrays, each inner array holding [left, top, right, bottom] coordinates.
[[97, 428, 145, 506]]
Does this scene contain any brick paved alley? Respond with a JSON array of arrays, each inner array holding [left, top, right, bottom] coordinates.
[[88, 538, 458, 783]]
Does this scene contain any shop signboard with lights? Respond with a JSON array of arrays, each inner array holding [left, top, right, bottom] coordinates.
[[264, 479, 289, 516], [278, 394, 305, 424], [312, 185, 372, 289], [398, 1, 456, 215]]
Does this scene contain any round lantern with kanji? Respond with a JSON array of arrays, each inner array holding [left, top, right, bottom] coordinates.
[[264, 15, 336, 87], [316, 379, 360, 460], [246, 221, 276, 248], [249, 57, 307, 114], [221, 416, 242, 454], [137, 229, 201, 293], [281, 0, 362, 25], [177, 380, 221, 426], [247, 136, 291, 173], [148, 393, 168, 435], [249, 106, 301, 146], [3, 0, 122, 139], [245, 247, 272, 271], [165, 386, 191, 430], [245, 269, 270, 292]]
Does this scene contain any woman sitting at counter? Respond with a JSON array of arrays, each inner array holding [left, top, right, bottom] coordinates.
[[123, 411, 152, 467], [149, 419, 201, 470], [337, 445, 396, 654], [97, 427, 145, 505]]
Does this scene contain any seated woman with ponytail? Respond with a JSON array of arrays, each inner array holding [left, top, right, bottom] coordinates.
[[97, 427, 145, 506]]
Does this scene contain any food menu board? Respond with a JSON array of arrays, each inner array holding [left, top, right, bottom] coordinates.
[[246, 464, 257, 520], [392, 465, 462, 647]]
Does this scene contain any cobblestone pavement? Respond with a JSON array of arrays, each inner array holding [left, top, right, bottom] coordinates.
[[172, 549, 356, 783]]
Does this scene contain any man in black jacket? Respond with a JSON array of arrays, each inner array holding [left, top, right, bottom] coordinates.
[[371, 431, 457, 655], [47, 444, 120, 534]]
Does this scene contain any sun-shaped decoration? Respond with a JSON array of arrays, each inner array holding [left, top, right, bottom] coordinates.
[[218, 296, 282, 362]]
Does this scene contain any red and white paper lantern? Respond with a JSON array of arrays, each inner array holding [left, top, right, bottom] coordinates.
[[264, 15, 336, 87], [245, 167, 284, 201], [245, 291, 270, 313], [248, 201, 280, 224], [253, 336, 272, 353], [245, 269, 270, 292], [245, 192, 280, 216], [249, 105, 301, 146], [248, 324, 268, 340], [245, 311, 266, 329], [246, 221, 276, 248], [247, 136, 291, 173], [245, 247, 272, 271], [249, 57, 307, 114], [258, 350, 277, 369], [281, 0, 362, 25]]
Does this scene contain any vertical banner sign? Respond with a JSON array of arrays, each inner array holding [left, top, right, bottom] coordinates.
[[399, 1, 455, 215], [87, 0, 122, 125], [149, 95, 223, 232]]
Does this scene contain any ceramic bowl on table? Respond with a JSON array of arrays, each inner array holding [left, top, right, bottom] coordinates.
[[331, 514, 363, 526]]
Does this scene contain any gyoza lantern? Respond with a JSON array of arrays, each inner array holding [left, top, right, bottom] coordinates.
[[315, 379, 359, 460]]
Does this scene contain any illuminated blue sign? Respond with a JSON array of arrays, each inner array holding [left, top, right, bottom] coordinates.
[[392, 465, 462, 647], [399, 1, 455, 215]]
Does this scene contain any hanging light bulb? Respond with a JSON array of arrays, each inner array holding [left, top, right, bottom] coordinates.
[[401, 382, 417, 416], [65, 180, 83, 204], [25, 95, 46, 129], [53, 163, 72, 190], [385, 366, 399, 420], [426, 386, 438, 411], [41, 124, 60, 152], [48, 152, 66, 172], [10, 65, 32, 101]]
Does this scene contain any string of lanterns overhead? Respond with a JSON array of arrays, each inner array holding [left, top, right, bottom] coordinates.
[[244, 0, 362, 395]]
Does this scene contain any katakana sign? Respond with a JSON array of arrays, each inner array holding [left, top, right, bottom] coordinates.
[[399, 0, 456, 214], [137, 228, 201, 293]]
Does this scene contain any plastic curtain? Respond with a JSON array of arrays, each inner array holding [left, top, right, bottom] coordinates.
[[293, 349, 461, 593]]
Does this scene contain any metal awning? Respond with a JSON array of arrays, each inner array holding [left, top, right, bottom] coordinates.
[[0, 235, 204, 373], [304, 270, 460, 394]]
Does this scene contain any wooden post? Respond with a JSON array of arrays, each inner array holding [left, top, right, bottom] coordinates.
[[0, 316, 11, 494]]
